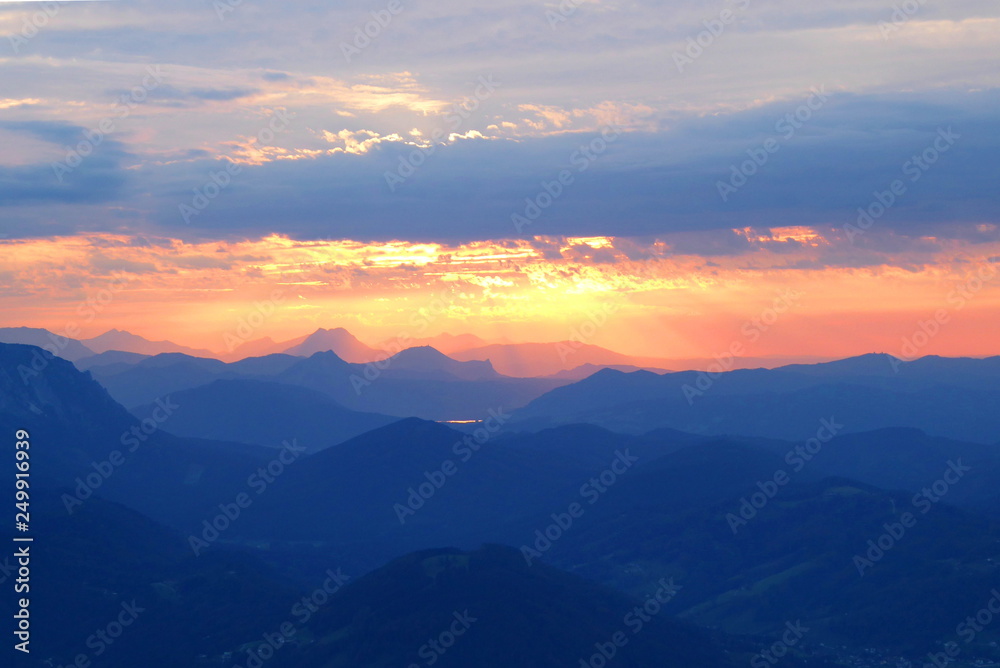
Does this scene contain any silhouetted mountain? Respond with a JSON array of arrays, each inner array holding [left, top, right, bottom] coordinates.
[[74, 349, 150, 371], [6, 490, 300, 668], [227, 352, 304, 376], [781, 353, 1000, 390], [283, 327, 380, 362], [8, 339, 1000, 663], [0, 342, 272, 530], [399, 331, 489, 354], [89, 348, 562, 418], [450, 341, 672, 377], [89, 352, 234, 405], [132, 378, 399, 453], [287, 545, 740, 668], [0, 326, 94, 361], [16, 492, 759, 668], [544, 362, 671, 380], [234, 416, 1000, 653], [752, 427, 1000, 517], [221, 335, 294, 362], [541, 471, 1000, 653], [511, 355, 1000, 442], [272, 351, 565, 420], [376, 345, 501, 380], [238, 418, 596, 554], [80, 328, 217, 357]]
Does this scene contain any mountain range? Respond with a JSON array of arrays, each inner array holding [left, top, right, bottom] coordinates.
[[0, 325, 776, 376], [4, 338, 1000, 666], [510, 353, 1000, 443]]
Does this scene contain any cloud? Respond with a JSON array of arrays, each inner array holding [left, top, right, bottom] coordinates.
[[1, 89, 998, 248], [0, 121, 131, 208], [129, 84, 260, 105], [0, 0, 997, 255], [321, 128, 414, 155], [88, 251, 157, 275]]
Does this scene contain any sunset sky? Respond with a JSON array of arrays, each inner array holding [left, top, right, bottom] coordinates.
[[1, 0, 998, 361]]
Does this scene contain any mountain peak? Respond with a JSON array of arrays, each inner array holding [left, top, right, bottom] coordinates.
[[292, 543, 733, 667], [393, 345, 448, 360], [0, 327, 95, 362], [773, 352, 904, 377], [81, 330, 215, 358], [385, 346, 499, 380], [306, 349, 349, 363], [283, 327, 378, 362]]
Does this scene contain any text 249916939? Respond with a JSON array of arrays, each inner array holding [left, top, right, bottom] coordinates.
[[13, 429, 32, 655]]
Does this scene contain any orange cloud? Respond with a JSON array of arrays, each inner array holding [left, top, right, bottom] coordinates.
[[0, 230, 997, 360]]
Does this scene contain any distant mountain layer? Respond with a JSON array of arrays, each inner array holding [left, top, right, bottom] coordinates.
[[5, 340, 1000, 659], [80, 329, 217, 357], [0, 326, 94, 361], [0, 324, 835, 375], [450, 341, 674, 377], [511, 353, 1000, 443], [131, 378, 399, 453], [281, 327, 380, 362], [88, 347, 566, 420], [0, 342, 274, 530], [394, 332, 489, 354], [545, 363, 672, 380], [74, 349, 150, 371]]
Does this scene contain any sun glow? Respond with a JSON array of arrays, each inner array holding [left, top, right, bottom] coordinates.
[[0, 229, 998, 359]]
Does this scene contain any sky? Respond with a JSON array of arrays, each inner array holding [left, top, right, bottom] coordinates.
[[0, 0, 998, 360]]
